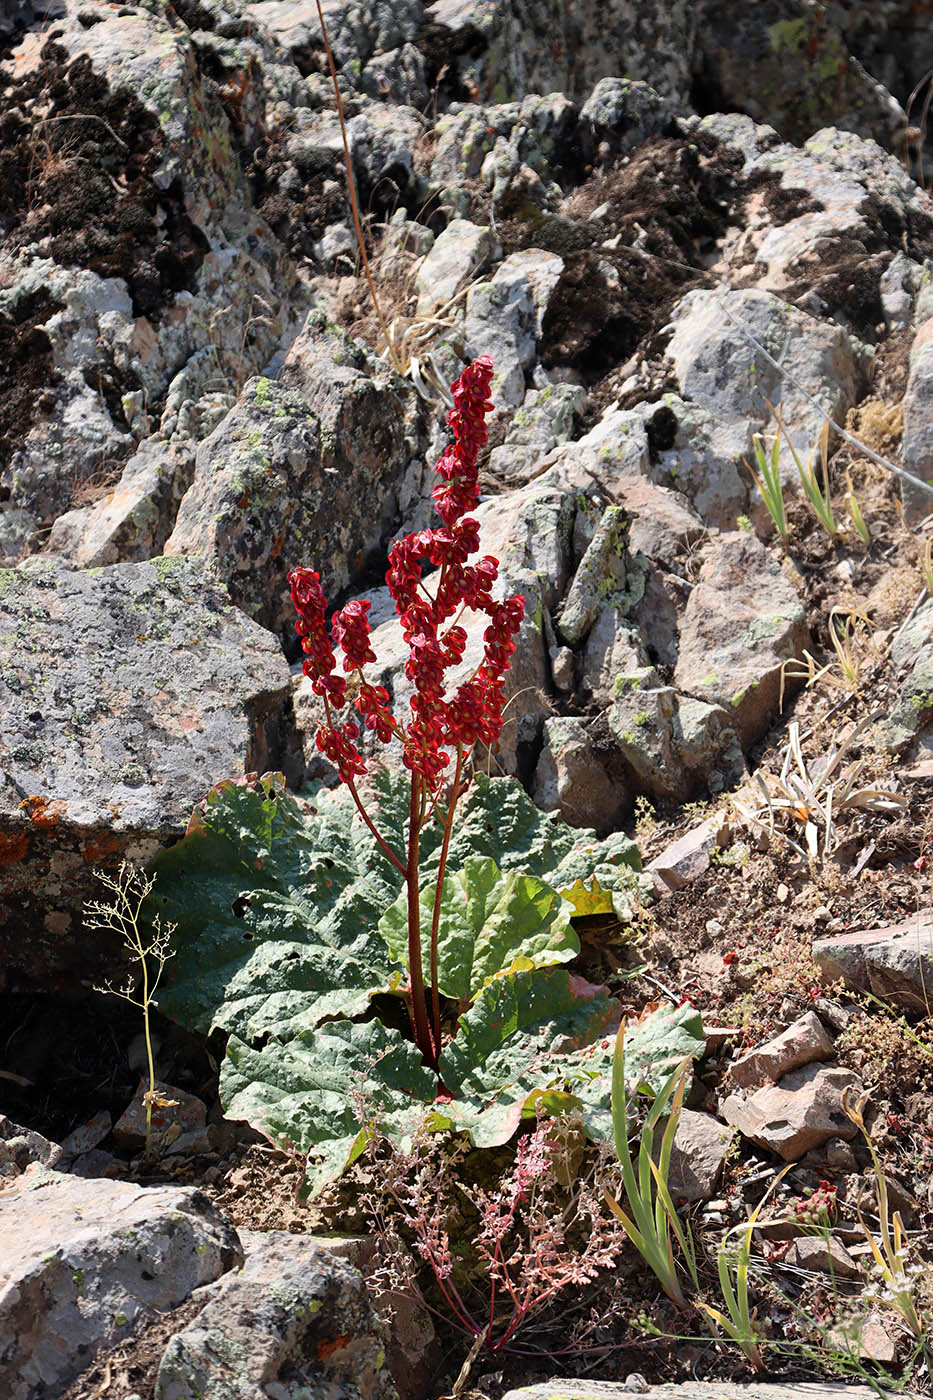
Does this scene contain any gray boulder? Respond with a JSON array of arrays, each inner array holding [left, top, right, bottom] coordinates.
[[673, 531, 809, 746], [0, 555, 293, 993], [0, 1167, 242, 1400], [166, 316, 427, 642], [155, 1229, 395, 1400], [665, 288, 861, 486]]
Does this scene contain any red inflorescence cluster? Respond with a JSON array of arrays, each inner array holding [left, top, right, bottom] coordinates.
[[288, 356, 525, 788]]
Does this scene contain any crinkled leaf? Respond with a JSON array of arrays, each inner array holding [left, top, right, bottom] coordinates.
[[379, 856, 578, 1001], [220, 1019, 437, 1196], [437, 968, 619, 1146], [147, 775, 402, 1039], [550, 829, 652, 916], [436, 773, 589, 878]]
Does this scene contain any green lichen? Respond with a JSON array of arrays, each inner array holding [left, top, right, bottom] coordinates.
[[253, 377, 272, 404], [744, 614, 788, 647], [698, 672, 720, 687], [72, 1269, 85, 1293]]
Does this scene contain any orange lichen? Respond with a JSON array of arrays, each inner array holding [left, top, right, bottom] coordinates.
[[18, 794, 67, 830], [82, 832, 121, 864], [0, 831, 30, 867]]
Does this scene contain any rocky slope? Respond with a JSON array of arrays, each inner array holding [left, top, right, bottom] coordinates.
[[1, 1, 933, 1396]]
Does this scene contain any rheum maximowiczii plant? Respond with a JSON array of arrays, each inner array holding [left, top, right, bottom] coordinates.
[[288, 355, 524, 1072], [147, 358, 701, 1193]]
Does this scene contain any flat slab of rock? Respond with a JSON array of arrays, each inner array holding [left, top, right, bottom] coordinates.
[[0, 555, 293, 992], [502, 1382, 914, 1400], [814, 912, 933, 1014], [0, 1167, 241, 1400], [155, 1228, 394, 1400], [786, 1235, 862, 1280], [729, 1011, 835, 1089], [720, 1064, 861, 1161]]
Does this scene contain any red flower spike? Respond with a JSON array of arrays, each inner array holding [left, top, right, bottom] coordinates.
[[289, 358, 524, 795]]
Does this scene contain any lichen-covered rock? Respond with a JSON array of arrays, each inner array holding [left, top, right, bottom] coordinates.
[[44, 440, 195, 568], [415, 218, 501, 317], [0, 555, 294, 992], [607, 678, 745, 802], [579, 77, 678, 161], [578, 607, 651, 709], [426, 0, 694, 107], [665, 288, 861, 485], [641, 397, 749, 529], [673, 531, 808, 746], [532, 715, 628, 832], [555, 506, 643, 647], [155, 1229, 395, 1400], [692, 3, 906, 149], [0, 1168, 242, 1400], [489, 380, 583, 483], [166, 317, 426, 640]]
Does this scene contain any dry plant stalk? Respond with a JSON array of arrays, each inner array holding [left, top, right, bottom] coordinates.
[[87, 863, 175, 1160]]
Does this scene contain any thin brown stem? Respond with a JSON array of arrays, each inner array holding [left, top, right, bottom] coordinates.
[[407, 774, 437, 1068], [428, 745, 464, 1058], [313, 0, 404, 374]]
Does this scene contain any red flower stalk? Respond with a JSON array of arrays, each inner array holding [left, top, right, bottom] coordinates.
[[288, 357, 525, 1072]]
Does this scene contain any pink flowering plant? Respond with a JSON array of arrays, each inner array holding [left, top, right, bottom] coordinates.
[[146, 359, 699, 1194]]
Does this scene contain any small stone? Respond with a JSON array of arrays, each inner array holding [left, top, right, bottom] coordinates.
[[550, 646, 575, 692], [730, 1011, 835, 1088], [112, 1081, 207, 1151], [705, 918, 723, 937], [777, 882, 789, 902], [720, 1064, 862, 1160], [819, 1136, 858, 1172], [785, 1235, 862, 1279]]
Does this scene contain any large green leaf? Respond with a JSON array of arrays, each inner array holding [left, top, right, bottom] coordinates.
[[437, 967, 620, 1145], [217, 989, 705, 1194], [436, 773, 586, 876], [378, 856, 578, 1001], [147, 775, 402, 1039], [221, 1019, 437, 1196]]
